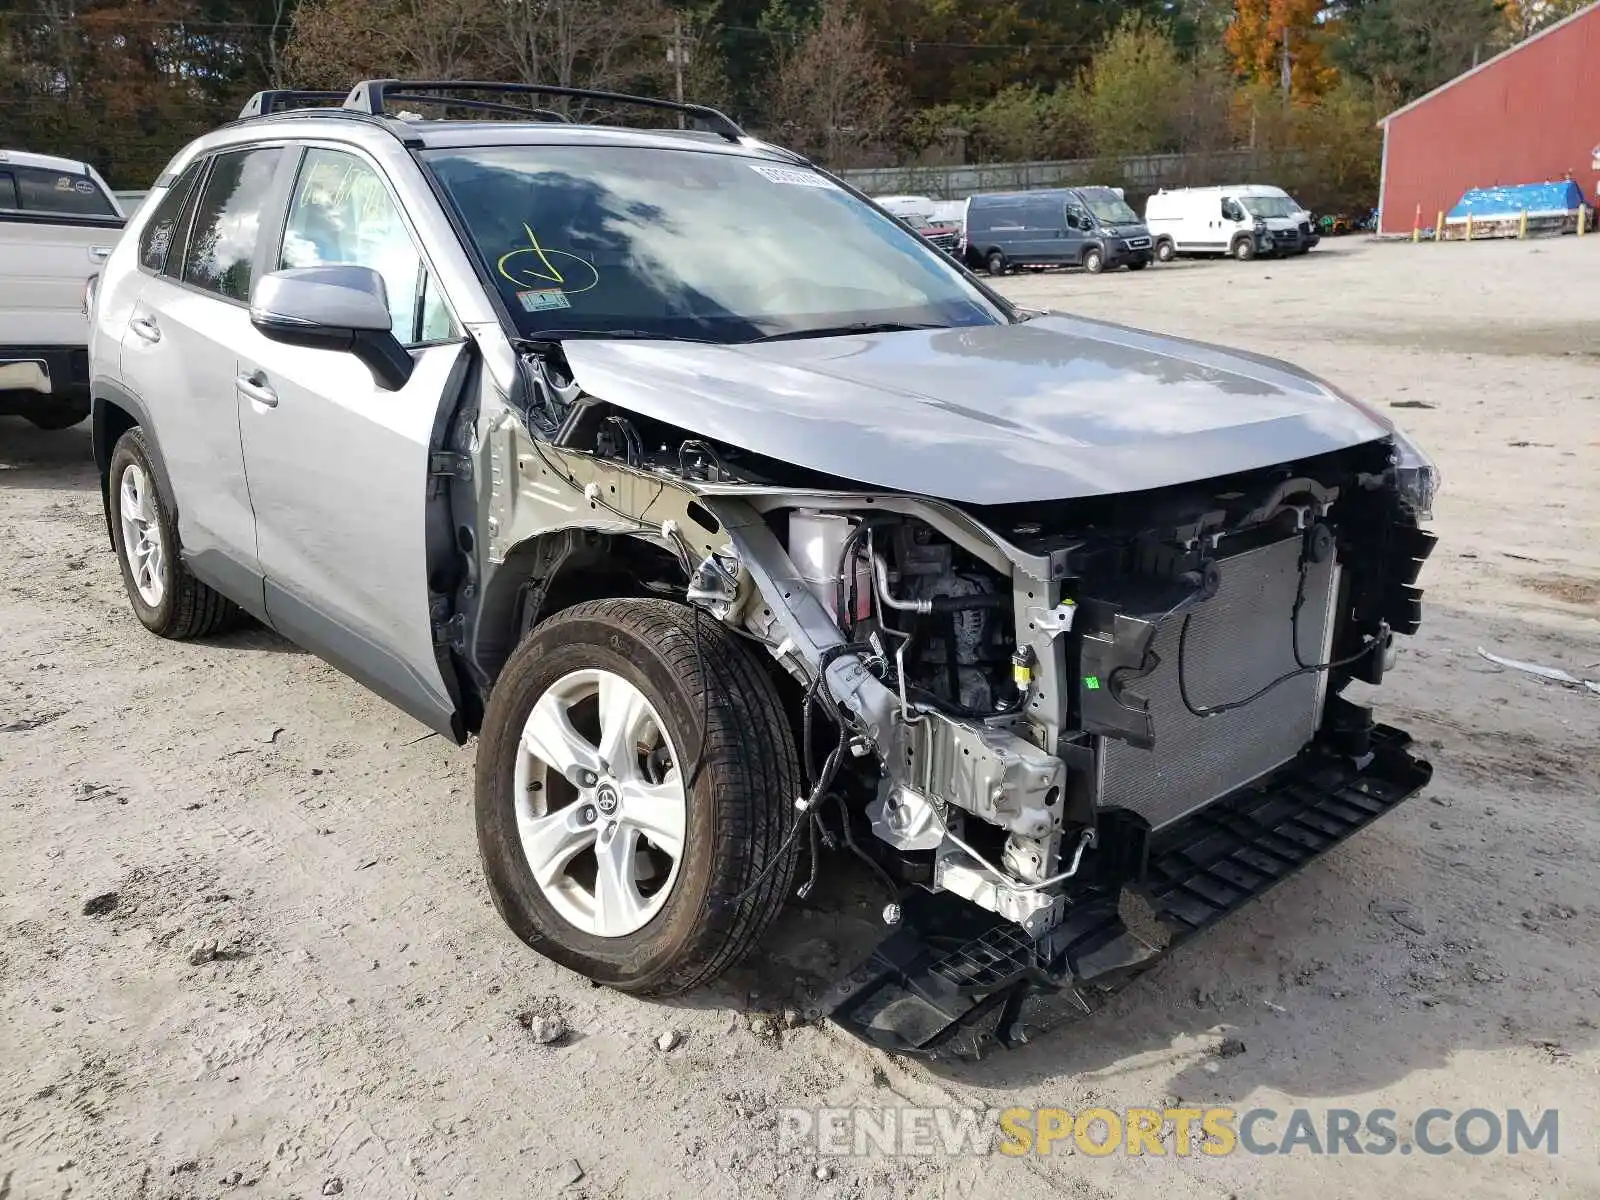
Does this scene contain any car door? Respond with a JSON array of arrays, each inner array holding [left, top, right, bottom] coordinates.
[[117, 145, 291, 616], [1061, 198, 1092, 265], [235, 145, 468, 737]]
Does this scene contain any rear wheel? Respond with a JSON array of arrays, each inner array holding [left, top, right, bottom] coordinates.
[[1083, 247, 1105, 274], [985, 250, 1008, 277], [109, 428, 240, 639], [21, 402, 89, 430], [475, 598, 801, 995]]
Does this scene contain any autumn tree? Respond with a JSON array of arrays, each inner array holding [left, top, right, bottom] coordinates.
[[1084, 19, 1233, 159], [1225, 0, 1339, 100], [764, 0, 899, 165]]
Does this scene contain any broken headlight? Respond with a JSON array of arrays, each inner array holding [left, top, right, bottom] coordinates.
[[1391, 426, 1440, 520]]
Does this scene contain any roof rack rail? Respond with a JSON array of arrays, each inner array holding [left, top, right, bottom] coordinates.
[[239, 89, 349, 119], [341, 80, 747, 142], [384, 93, 572, 123]]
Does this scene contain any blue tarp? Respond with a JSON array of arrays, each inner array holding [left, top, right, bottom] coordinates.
[[1447, 180, 1588, 220]]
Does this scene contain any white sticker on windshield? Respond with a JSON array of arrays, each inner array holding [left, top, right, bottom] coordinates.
[[748, 164, 836, 190], [518, 288, 571, 313]]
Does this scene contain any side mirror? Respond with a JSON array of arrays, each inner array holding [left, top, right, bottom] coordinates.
[[250, 265, 413, 391]]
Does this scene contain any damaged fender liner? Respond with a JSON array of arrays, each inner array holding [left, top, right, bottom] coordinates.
[[822, 726, 1431, 1057]]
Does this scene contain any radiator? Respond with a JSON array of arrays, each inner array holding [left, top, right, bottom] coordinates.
[[1096, 536, 1340, 830]]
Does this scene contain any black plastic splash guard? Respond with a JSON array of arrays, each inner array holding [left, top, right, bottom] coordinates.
[[823, 725, 1431, 1058]]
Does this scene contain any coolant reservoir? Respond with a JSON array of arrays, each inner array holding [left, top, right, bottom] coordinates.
[[789, 510, 873, 625]]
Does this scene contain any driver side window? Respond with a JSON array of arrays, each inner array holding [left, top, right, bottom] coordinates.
[[280, 148, 455, 345], [1222, 198, 1244, 223], [1065, 202, 1090, 230]]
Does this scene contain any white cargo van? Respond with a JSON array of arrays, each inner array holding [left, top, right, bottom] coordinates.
[[1145, 185, 1314, 263]]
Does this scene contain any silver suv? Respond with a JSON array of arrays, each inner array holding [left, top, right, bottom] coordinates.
[[89, 81, 1440, 1055]]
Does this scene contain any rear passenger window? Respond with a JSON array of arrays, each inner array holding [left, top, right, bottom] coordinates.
[[7, 165, 117, 217], [181, 147, 282, 302], [138, 161, 204, 274], [0, 173, 17, 209]]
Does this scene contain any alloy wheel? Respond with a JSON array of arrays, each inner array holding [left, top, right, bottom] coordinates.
[[513, 668, 687, 938], [118, 462, 166, 607]]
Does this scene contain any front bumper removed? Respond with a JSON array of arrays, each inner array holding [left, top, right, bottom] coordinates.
[[824, 726, 1431, 1057]]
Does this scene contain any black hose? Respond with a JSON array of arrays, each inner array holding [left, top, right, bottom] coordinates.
[[1176, 558, 1375, 718]]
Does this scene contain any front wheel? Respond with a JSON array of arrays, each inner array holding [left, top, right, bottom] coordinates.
[[1232, 237, 1257, 262], [1083, 247, 1105, 274], [475, 598, 802, 995], [1155, 238, 1176, 263], [1127, 260, 1148, 272]]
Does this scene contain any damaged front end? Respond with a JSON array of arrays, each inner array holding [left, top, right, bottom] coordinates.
[[471, 341, 1437, 1057]]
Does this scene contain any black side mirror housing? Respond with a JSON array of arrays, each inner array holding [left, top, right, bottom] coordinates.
[[249, 265, 414, 391]]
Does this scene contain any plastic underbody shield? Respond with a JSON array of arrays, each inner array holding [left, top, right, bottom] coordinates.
[[824, 725, 1431, 1057]]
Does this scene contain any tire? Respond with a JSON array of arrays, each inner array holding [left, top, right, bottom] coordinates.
[[1127, 260, 1148, 271], [22, 403, 89, 430], [1155, 238, 1176, 263], [986, 251, 1008, 277], [109, 428, 240, 639], [1232, 236, 1257, 262], [475, 598, 802, 996], [1083, 247, 1105, 274]]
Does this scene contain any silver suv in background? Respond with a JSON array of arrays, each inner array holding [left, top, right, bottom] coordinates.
[[88, 82, 1439, 1056]]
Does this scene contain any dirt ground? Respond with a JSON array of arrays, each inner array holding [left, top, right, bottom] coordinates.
[[2, 236, 1597, 1200]]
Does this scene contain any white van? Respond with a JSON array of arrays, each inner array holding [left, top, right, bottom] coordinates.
[[873, 194, 938, 222], [1144, 185, 1314, 262]]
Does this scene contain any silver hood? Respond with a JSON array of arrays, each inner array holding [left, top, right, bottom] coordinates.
[[559, 314, 1392, 506]]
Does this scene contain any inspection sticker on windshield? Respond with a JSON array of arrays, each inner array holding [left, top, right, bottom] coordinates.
[[748, 164, 836, 189], [517, 288, 571, 313]]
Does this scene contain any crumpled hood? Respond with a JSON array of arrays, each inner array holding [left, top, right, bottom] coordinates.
[[559, 313, 1391, 506]]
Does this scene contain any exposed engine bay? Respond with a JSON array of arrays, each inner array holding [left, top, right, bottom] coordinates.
[[467, 342, 1438, 1053]]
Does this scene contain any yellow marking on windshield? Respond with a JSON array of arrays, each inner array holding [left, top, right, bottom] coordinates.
[[496, 224, 600, 296], [499, 224, 566, 285]]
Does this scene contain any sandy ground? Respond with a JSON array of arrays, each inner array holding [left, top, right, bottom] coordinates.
[[1, 236, 1597, 1200]]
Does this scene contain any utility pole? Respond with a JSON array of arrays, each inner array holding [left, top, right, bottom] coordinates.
[[671, 14, 685, 128]]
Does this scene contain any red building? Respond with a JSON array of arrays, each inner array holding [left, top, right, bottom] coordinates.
[[1377, 1, 1600, 236]]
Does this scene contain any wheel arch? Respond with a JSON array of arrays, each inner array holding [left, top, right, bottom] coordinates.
[[467, 528, 690, 711], [92, 379, 174, 549]]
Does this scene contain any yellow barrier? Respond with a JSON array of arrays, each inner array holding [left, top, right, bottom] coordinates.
[[1435, 211, 1444, 242], [1519, 210, 1528, 239], [1466, 213, 1474, 241]]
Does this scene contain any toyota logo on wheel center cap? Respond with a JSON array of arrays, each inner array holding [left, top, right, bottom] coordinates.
[[595, 783, 620, 814]]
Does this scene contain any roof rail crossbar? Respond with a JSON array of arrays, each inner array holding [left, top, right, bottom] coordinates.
[[239, 89, 349, 119], [343, 80, 747, 142], [384, 93, 573, 123]]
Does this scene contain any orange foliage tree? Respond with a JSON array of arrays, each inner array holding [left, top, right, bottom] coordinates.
[[1225, 0, 1339, 100]]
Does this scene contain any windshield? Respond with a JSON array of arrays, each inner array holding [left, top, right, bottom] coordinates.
[[1241, 195, 1298, 219], [426, 145, 1007, 342], [1080, 188, 1138, 225]]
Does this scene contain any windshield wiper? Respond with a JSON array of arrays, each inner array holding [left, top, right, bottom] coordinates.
[[745, 321, 948, 344]]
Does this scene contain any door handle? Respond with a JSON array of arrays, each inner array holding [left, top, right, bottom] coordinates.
[[130, 316, 161, 344], [88, 245, 112, 263], [236, 369, 278, 408]]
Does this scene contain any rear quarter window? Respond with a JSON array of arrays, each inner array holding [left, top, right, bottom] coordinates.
[[3, 165, 117, 217], [138, 161, 204, 274]]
